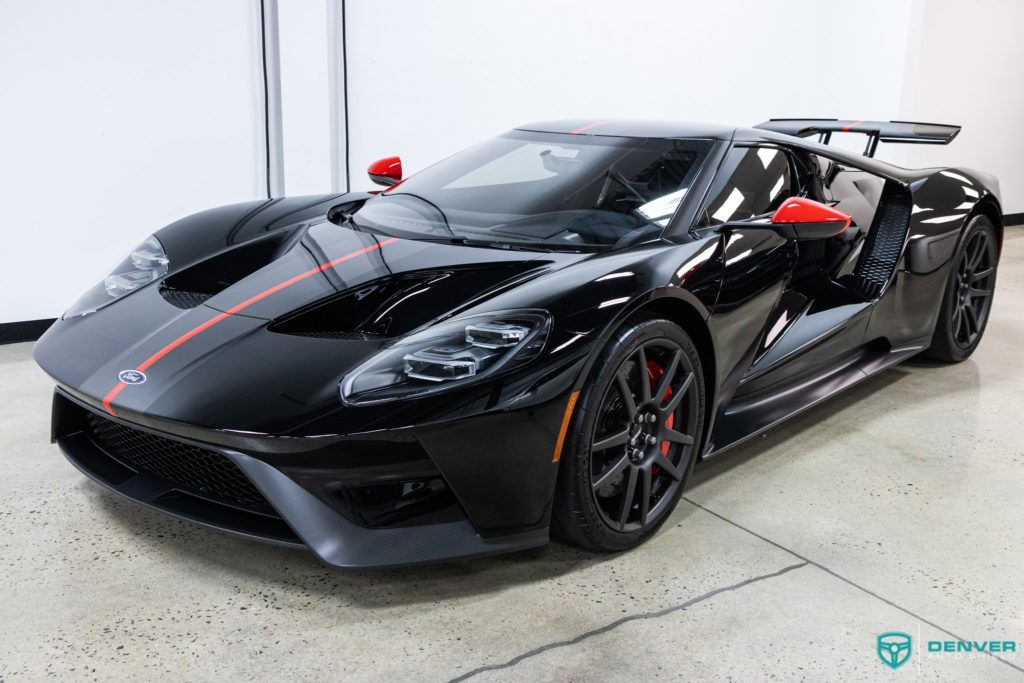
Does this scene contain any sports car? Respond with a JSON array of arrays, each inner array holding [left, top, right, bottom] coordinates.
[[34, 118, 1002, 567]]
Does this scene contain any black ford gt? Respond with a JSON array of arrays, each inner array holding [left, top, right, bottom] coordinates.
[[35, 118, 1002, 567]]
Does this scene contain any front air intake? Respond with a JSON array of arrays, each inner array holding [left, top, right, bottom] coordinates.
[[84, 411, 274, 514]]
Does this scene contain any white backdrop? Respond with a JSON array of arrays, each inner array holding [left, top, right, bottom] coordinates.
[[343, 0, 915, 184], [0, 0, 265, 323], [898, 0, 1024, 201], [1, 0, 1021, 323]]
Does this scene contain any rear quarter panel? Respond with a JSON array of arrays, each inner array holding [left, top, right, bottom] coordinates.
[[866, 167, 1001, 346]]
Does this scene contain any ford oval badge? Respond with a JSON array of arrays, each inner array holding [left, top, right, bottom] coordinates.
[[118, 369, 147, 385]]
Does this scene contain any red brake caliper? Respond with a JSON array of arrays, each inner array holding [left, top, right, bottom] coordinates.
[[645, 360, 675, 476]]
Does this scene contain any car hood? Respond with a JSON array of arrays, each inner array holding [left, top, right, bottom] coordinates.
[[35, 222, 587, 433]]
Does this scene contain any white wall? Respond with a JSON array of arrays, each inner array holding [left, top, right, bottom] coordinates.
[[898, 0, 1024, 211], [343, 0, 915, 191], [278, 0, 333, 196], [0, 0, 266, 322], [2, 0, 1022, 324]]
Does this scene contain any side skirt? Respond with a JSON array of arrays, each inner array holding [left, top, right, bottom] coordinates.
[[704, 339, 927, 458]]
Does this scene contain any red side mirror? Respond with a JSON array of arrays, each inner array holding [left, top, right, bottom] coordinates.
[[368, 156, 402, 187], [770, 197, 851, 240]]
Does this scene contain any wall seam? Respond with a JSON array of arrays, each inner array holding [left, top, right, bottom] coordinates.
[[327, 0, 349, 193], [259, 0, 285, 197]]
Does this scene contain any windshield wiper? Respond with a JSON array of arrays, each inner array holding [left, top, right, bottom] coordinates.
[[381, 191, 458, 240]]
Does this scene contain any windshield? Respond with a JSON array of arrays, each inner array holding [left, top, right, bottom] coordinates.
[[350, 131, 713, 251]]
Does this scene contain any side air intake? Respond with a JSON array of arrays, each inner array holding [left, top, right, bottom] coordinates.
[[852, 182, 912, 298]]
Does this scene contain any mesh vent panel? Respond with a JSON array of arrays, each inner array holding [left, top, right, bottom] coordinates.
[[85, 412, 273, 514]]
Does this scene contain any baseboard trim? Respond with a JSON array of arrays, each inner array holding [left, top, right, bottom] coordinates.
[[1005, 213, 1024, 227], [0, 318, 55, 344]]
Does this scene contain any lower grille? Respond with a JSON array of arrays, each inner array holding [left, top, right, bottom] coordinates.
[[85, 412, 274, 514]]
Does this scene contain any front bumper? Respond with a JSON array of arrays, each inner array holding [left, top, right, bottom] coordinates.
[[52, 389, 552, 568]]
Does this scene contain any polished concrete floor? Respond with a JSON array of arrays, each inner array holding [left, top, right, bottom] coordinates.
[[2, 232, 1023, 681]]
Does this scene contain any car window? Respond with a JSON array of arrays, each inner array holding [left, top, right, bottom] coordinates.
[[444, 143, 579, 188], [352, 131, 713, 251], [699, 146, 794, 226]]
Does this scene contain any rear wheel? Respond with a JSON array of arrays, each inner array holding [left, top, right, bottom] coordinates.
[[553, 314, 705, 552], [926, 215, 998, 362]]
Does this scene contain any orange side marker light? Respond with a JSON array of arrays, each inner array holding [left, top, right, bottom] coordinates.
[[552, 390, 580, 462]]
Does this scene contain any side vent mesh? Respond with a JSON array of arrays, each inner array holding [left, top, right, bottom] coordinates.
[[853, 183, 911, 299]]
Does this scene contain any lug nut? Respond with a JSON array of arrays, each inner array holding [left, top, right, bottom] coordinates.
[[647, 413, 658, 423], [646, 435, 658, 446]]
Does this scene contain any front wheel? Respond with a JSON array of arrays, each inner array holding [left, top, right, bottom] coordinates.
[[553, 314, 705, 552], [926, 215, 998, 362]]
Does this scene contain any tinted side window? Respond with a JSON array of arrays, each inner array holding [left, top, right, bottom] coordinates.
[[700, 147, 794, 226]]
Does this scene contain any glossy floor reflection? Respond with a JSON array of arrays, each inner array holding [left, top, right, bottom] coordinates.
[[2, 231, 1023, 681]]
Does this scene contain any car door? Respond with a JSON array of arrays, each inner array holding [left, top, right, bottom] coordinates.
[[735, 147, 884, 396], [698, 144, 880, 404], [697, 143, 800, 409]]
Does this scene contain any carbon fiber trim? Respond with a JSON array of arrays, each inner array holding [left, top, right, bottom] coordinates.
[[231, 451, 549, 568]]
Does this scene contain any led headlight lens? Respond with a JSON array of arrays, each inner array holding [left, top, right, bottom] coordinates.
[[340, 310, 550, 404], [65, 235, 169, 318], [464, 321, 530, 348]]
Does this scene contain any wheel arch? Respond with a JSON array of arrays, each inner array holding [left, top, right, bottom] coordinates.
[[969, 194, 1004, 258], [635, 297, 718, 459], [574, 290, 719, 460]]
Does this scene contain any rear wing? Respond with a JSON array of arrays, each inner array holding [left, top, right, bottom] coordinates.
[[754, 119, 961, 158]]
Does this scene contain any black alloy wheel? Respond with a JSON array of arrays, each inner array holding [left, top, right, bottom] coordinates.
[[926, 215, 998, 362], [554, 314, 705, 552]]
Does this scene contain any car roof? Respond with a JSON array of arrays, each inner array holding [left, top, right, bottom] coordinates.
[[514, 119, 922, 183], [515, 119, 736, 140]]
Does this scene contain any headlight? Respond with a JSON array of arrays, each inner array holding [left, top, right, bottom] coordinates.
[[65, 235, 169, 318], [340, 309, 551, 405]]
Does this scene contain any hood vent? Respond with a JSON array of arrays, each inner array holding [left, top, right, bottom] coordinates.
[[270, 264, 538, 340], [159, 234, 292, 309]]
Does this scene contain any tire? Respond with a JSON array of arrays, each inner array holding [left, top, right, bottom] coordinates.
[[925, 215, 998, 362], [553, 313, 706, 552]]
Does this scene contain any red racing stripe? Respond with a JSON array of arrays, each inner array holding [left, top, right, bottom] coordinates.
[[841, 119, 864, 132], [101, 237, 399, 416], [568, 119, 616, 135]]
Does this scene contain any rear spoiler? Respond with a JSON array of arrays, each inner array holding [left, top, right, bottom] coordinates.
[[754, 119, 961, 158]]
